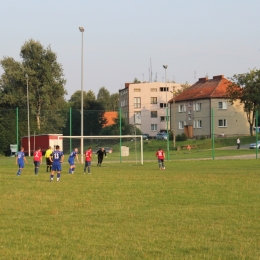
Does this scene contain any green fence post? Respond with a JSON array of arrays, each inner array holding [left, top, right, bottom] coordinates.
[[256, 110, 258, 159], [211, 108, 215, 160]]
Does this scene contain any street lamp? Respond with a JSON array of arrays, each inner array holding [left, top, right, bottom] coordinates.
[[26, 74, 30, 157], [163, 65, 169, 160], [79, 26, 84, 163], [170, 88, 176, 149]]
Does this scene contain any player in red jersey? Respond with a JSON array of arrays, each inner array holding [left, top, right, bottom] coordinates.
[[156, 148, 165, 170], [33, 147, 42, 175], [84, 147, 92, 174]]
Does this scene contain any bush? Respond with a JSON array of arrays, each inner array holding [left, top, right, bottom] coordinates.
[[200, 135, 206, 140], [176, 133, 187, 141]]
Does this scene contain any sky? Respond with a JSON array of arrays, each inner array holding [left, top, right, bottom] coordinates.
[[0, 0, 260, 100]]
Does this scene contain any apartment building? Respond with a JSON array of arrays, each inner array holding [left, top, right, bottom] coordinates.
[[119, 82, 182, 137], [168, 75, 250, 138]]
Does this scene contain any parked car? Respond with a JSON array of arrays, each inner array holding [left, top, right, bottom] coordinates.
[[249, 141, 260, 149], [142, 134, 151, 140], [155, 133, 167, 140]]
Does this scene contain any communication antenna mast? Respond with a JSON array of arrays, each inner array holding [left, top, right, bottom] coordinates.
[[150, 58, 153, 82]]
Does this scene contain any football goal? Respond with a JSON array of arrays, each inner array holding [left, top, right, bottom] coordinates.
[[58, 135, 144, 165]]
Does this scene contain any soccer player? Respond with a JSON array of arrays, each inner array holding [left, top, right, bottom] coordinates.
[[49, 145, 64, 182], [33, 147, 42, 175], [96, 147, 106, 166], [68, 148, 79, 174], [84, 147, 92, 174], [16, 147, 28, 176], [156, 147, 165, 170], [45, 146, 53, 172]]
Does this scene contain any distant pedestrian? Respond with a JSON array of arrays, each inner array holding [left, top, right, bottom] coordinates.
[[68, 148, 79, 174], [49, 145, 64, 182], [33, 147, 42, 175], [84, 147, 92, 174], [45, 146, 53, 172], [156, 147, 165, 170], [96, 147, 107, 166], [16, 147, 28, 176], [237, 138, 240, 149]]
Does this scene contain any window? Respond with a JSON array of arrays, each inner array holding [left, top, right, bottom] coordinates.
[[160, 103, 167, 108], [197, 120, 202, 128], [160, 87, 169, 92], [160, 116, 169, 122], [151, 124, 157, 131], [134, 97, 141, 108], [151, 97, 157, 104], [150, 88, 157, 92], [151, 111, 157, 118], [121, 99, 126, 107], [193, 120, 196, 128], [218, 101, 227, 109], [178, 104, 186, 112], [134, 111, 141, 116], [188, 110, 191, 115], [179, 121, 185, 129], [218, 119, 227, 127], [124, 112, 128, 118], [188, 116, 192, 120], [188, 102, 192, 108], [193, 103, 201, 111], [134, 88, 141, 92]]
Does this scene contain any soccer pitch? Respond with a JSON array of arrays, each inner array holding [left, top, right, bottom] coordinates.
[[1, 157, 260, 259]]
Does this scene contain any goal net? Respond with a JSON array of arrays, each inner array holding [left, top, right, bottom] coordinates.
[[58, 135, 144, 165]]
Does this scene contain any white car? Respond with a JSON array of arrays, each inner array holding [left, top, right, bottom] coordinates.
[[249, 141, 260, 149]]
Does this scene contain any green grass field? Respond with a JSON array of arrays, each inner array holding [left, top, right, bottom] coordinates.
[[1, 155, 260, 259]]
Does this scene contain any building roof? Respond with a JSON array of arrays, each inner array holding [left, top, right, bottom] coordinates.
[[103, 111, 117, 127], [169, 75, 230, 103]]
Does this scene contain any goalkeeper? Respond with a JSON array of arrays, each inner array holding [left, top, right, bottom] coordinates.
[[96, 147, 106, 166]]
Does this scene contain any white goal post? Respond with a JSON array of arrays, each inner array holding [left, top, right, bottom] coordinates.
[[58, 135, 144, 165]]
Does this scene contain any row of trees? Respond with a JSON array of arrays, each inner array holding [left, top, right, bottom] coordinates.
[[0, 39, 122, 154]]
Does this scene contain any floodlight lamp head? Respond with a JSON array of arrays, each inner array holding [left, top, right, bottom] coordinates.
[[79, 27, 84, 32], [163, 65, 168, 69]]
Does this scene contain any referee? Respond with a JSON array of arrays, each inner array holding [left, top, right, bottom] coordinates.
[[45, 146, 53, 172]]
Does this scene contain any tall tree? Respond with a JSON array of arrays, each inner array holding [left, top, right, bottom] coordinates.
[[69, 90, 96, 109], [97, 87, 111, 111], [66, 90, 106, 135], [227, 69, 260, 136], [0, 39, 67, 131], [110, 93, 119, 111]]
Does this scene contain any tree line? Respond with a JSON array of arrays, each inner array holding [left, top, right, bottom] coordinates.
[[0, 39, 123, 155]]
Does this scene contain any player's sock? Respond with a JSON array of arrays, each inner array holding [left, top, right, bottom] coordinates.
[[69, 168, 71, 173], [88, 166, 90, 173], [50, 174, 54, 181]]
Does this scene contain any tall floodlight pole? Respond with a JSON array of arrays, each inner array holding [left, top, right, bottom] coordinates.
[[171, 88, 176, 149], [79, 27, 84, 163], [163, 65, 169, 160], [26, 74, 30, 156]]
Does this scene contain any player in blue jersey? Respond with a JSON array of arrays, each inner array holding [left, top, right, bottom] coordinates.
[[49, 145, 64, 182], [16, 147, 28, 176], [68, 148, 79, 174]]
